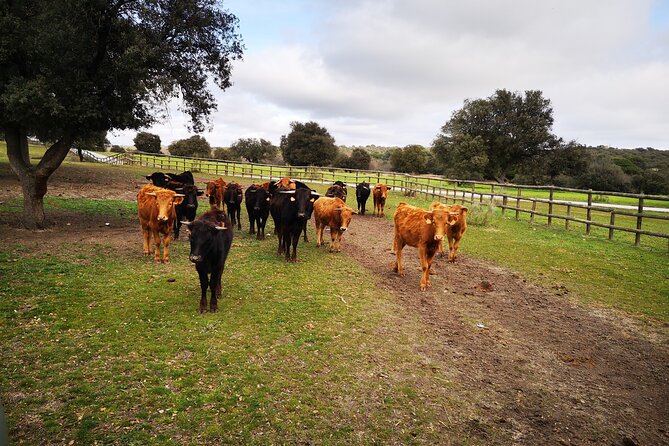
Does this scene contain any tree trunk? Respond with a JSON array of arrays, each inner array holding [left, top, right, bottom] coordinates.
[[5, 126, 74, 229]]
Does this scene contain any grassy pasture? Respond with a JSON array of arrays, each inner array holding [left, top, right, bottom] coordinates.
[[1, 147, 668, 444], [0, 200, 481, 444]]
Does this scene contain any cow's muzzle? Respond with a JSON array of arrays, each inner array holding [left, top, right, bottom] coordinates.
[[157, 216, 169, 221], [297, 212, 306, 218], [340, 227, 347, 232], [187, 204, 196, 208], [434, 235, 444, 241], [189, 255, 202, 263]]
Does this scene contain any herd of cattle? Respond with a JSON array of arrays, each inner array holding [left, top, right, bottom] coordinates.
[[136, 171, 468, 312]]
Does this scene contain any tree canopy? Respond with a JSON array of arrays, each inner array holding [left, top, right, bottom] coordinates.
[[390, 145, 431, 174], [0, 0, 243, 228], [434, 89, 556, 181], [133, 132, 162, 154], [168, 135, 212, 158], [230, 138, 277, 163], [280, 121, 338, 166]]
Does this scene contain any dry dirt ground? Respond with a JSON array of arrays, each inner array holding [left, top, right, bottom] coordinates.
[[1, 163, 668, 445]]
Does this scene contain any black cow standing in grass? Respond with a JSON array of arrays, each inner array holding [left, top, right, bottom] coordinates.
[[356, 182, 371, 215], [224, 182, 243, 230], [245, 184, 271, 239], [183, 209, 233, 313], [270, 184, 319, 261], [173, 184, 203, 239]]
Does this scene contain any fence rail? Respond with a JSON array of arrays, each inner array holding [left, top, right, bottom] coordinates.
[[90, 150, 669, 249]]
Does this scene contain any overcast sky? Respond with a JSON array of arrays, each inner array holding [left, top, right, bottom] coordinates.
[[109, 0, 669, 150]]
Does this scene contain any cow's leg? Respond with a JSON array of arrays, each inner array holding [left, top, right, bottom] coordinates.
[[152, 229, 162, 262], [236, 209, 242, 230], [197, 270, 209, 313], [291, 232, 299, 262], [209, 271, 222, 313], [257, 217, 265, 240], [447, 234, 456, 262], [249, 213, 256, 234], [315, 221, 323, 247], [393, 236, 405, 275], [419, 245, 432, 291], [142, 227, 151, 256], [162, 231, 172, 263], [451, 235, 462, 263], [302, 221, 309, 242], [334, 230, 343, 253], [329, 229, 337, 253]]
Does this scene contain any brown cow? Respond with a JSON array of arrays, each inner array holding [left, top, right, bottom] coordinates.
[[431, 202, 468, 262], [392, 202, 459, 291], [313, 197, 357, 253], [205, 178, 227, 210], [373, 184, 391, 217], [275, 177, 296, 190], [137, 184, 184, 263]]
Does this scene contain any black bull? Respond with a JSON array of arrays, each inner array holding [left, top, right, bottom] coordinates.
[[270, 187, 319, 262], [183, 209, 233, 313]]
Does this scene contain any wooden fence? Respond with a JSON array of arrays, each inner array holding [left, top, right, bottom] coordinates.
[[107, 151, 669, 249]]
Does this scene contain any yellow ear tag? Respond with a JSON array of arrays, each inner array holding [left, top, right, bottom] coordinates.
[[290, 197, 296, 201], [425, 219, 432, 225], [310, 198, 315, 202], [266, 197, 270, 201]]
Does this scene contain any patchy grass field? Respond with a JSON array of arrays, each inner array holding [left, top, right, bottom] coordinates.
[[1, 153, 668, 445]]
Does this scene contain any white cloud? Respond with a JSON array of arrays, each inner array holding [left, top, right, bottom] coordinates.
[[109, 0, 669, 150]]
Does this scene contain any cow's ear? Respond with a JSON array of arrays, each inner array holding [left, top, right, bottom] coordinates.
[[145, 175, 151, 180], [461, 207, 469, 216], [387, 186, 392, 190], [197, 190, 204, 196], [173, 195, 184, 205], [424, 212, 433, 225]]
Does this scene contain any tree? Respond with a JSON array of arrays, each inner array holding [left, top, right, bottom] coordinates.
[[213, 147, 240, 161], [229, 138, 277, 163], [436, 89, 557, 181], [280, 121, 338, 166], [432, 134, 488, 180], [390, 145, 431, 174], [168, 135, 212, 158], [133, 132, 162, 154], [333, 148, 371, 170], [1, 1, 243, 228]]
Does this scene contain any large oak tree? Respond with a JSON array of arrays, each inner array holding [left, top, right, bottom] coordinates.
[[0, 0, 243, 228], [433, 89, 556, 181]]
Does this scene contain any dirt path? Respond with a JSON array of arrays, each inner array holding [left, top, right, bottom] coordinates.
[[342, 213, 669, 446]]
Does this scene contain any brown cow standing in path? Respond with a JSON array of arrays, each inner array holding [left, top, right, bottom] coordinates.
[[313, 197, 357, 253], [430, 202, 468, 262], [373, 184, 391, 217], [393, 202, 459, 291], [137, 184, 184, 263], [205, 178, 227, 210]]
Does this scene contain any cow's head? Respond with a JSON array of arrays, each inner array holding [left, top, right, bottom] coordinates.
[[175, 185, 200, 209], [146, 189, 184, 221], [335, 205, 357, 232], [182, 218, 227, 263], [146, 172, 170, 187], [280, 188, 319, 219], [374, 184, 391, 199], [248, 186, 271, 211], [423, 206, 459, 240]]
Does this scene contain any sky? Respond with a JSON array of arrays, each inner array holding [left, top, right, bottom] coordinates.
[[108, 0, 669, 150]]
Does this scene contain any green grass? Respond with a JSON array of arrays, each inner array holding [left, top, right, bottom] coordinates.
[[0, 201, 488, 445]]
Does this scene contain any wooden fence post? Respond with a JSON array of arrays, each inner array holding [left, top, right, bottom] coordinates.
[[502, 195, 508, 216], [586, 190, 593, 235], [565, 205, 571, 230], [609, 211, 615, 240], [515, 189, 522, 221], [548, 188, 554, 226], [530, 200, 536, 223], [635, 195, 644, 246]]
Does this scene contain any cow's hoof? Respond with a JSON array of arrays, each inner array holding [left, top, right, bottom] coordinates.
[[163, 258, 170, 264], [210, 306, 218, 313], [199, 307, 207, 314]]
